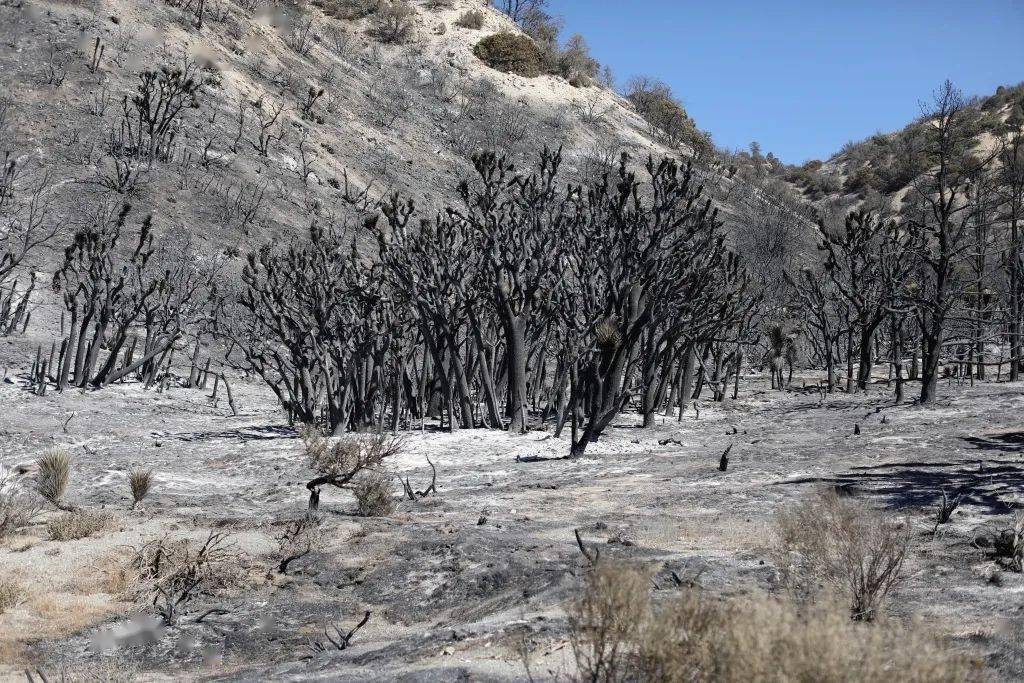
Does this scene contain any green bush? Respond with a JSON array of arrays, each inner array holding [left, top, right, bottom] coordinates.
[[473, 32, 544, 78]]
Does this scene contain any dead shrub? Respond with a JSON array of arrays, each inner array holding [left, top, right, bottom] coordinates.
[[776, 489, 909, 620], [26, 658, 139, 683], [277, 514, 324, 573], [47, 508, 112, 541], [317, 0, 379, 20], [367, 70, 412, 128], [370, 0, 415, 43], [567, 561, 976, 683], [352, 471, 395, 517], [455, 9, 485, 29], [128, 468, 154, 508], [568, 562, 651, 681], [125, 532, 240, 624], [1, 469, 42, 539], [986, 511, 1024, 572], [36, 449, 72, 508], [0, 576, 25, 614]]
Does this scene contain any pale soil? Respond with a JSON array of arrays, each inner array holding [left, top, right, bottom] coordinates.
[[2, 353, 1024, 681]]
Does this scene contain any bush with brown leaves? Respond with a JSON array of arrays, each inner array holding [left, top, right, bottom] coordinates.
[[566, 561, 976, 683], [776, 489, 910, 621]]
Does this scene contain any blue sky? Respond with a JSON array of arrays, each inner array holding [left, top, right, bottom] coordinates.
[[548, 0, 1024, 164]]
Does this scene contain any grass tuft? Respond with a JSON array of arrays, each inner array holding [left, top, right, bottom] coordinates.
[[36, 449, 72, 507], [128, 468, 153, 507]]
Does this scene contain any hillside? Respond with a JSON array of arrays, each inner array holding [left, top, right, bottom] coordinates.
[[774, 83, 1024, 213], [0, 0, 691, 256]]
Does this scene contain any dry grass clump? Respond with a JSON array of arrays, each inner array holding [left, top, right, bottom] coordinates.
[[1, 469, 41, 539], [35, 449, 72, 508], [26, 657, 139, 683], [567, 562, 976, 683], [353, 471, 396, 517], [47, 508, 112, 541], [0, 576, 25, 614], [776, 489, 909, 620], [127, 468, 153, 508], [124, 532, 241, 624]]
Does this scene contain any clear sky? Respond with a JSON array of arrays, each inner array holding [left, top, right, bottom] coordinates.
[[547, 0, 1024, 164]]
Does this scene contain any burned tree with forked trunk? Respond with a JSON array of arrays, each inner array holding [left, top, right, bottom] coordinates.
[[452, 149, 570, 434], [561, 154, 751, 456]]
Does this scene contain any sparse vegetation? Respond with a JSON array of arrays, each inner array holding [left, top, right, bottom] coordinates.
[[47, 508, 113, 541], [567, 561, 974, 682], [776, 489, 910, 621], [0, 1, 1021, 678]]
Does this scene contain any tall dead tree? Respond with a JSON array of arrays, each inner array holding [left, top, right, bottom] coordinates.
[[903, 82, 994, 403], [819, 210, 912, 391], [453, 149, 569, 433], [0, 156, 56, 335], [51, 205, 210, 391], [378, 198, 478, 430]]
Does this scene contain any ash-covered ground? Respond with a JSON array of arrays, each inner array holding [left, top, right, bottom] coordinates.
[[2, 365, 1024, 681]]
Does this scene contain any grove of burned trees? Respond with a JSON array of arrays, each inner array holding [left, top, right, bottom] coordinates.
[[5, 70, 1024, 446], [228, 149, 750, 456], [781, 82, 1023, 404]]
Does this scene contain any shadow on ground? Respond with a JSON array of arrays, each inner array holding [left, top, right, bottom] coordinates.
[[963, 431, 1024, 454], [776, 458, 1024, 514], [173, 425, 298, 443]]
